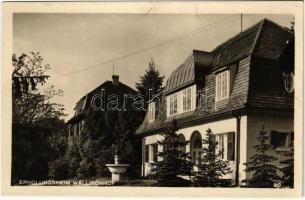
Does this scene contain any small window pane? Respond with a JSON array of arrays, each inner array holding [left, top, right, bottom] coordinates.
[[145, 145, 149, 163], [227, 132, 235, 161], [271, 131, 289, 148], [183, 87, 192, 111], [216, 70, 230, 101], [153, 144, 158, 162]]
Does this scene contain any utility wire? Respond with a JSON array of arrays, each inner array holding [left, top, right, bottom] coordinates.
[[63, 14, 244, 76]]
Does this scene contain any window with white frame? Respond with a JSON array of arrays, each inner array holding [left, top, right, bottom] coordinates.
[[190, 131, 203, 165], [148, 144, 154, 163], [152, 143, 158, 162], [166, 85, 196, 117], [270, 131, 293, 149], [169, 94, 178, 116], [217, 134, 225, 159], [183, 87, 192, 111], [216, 70, 230, 101], [227, 132, 235, 161], [147, 143, 158, 163], [145, 145, 149, 163], [148, 102, 155, 123], [216, 132, 235, 161]]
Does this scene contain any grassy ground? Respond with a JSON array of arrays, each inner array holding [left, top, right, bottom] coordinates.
[[114, 179, 158, 186]]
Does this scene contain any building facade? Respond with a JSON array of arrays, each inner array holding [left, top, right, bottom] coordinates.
[[67, 75, 139, 148], [136, 19, 294, 186]]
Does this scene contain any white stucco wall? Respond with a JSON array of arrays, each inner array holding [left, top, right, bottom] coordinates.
[[245, 114, 294, 180], [142, 117, 247, 181], [143, 134, 164, 176], [141, 113, 294, 186], [239, 115, 248, 183]]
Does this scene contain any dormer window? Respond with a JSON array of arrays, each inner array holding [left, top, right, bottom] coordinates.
[[166, 85, 196, 117], [169, 94, 178, 116], [183, 87, 192, 111], [148, 102, 155, 123], [215, 70, 230, 101]]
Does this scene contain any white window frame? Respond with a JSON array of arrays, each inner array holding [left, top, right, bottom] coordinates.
[[183, 87, 192, 111], [167, 85, 196, 117], [271, 131, 292, 151], [216, 134, 226, 160], [168, 93, 178, 116], [148, 144, 154, 163], [148, 102, 156, 123], [216, 132, 236, 161], [215, 70, 230, 101]]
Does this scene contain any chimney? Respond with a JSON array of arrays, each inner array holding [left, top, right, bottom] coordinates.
[[112, 75, 119, 86]]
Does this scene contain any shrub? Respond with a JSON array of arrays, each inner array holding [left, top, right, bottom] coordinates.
[[152, 120, 193, 187], [193, 129, 232, 187], [48, 158, 69, 180], [243, 125, 282, 188]]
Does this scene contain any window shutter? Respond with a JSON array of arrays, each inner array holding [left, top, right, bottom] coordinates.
[[145, 145, 149, 163], [153, 144, 158, 162], [210, 134, 216, 149], [216, 75, 220, 101], [227, 132, 235, 161], [270, 131, 278, 147]]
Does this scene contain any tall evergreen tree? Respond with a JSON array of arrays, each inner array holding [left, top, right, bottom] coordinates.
[[280, 141, 294, 188], [243, 125, 282, 188], [152, 120, 192, 186], [135, 58, 164, 109], [193, 129, 232, 187]]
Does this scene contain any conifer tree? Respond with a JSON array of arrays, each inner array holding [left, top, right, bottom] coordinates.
[[280, 141, 294, 188], [152, 120, 192, 186], [135, 58, 164, 109], [193, 129, 232, 187], [243, 125, 282, 188]]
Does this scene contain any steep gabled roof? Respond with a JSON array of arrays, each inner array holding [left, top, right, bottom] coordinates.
[[73, 95, 87, 116], [164, 50, 213, 94], [252, 19, 294, 60], [212, 18, 294, 70], [67, 80, 137, 124], [211, 19, 263, 69], [136, 18, 294, 136]]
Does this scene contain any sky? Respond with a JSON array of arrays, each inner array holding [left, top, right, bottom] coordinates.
[[13, 13, 293, 121]]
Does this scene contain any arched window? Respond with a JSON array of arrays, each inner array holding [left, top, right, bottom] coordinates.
[[190, 131, 203, 164], [177, 134, 186, 153]]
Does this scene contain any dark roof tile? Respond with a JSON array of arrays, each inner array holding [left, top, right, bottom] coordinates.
[[164, 50, 213, 94], [136, 18, 294, 135]]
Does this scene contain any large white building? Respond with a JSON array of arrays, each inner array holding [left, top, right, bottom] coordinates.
[[135, 19, 294, 186]]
